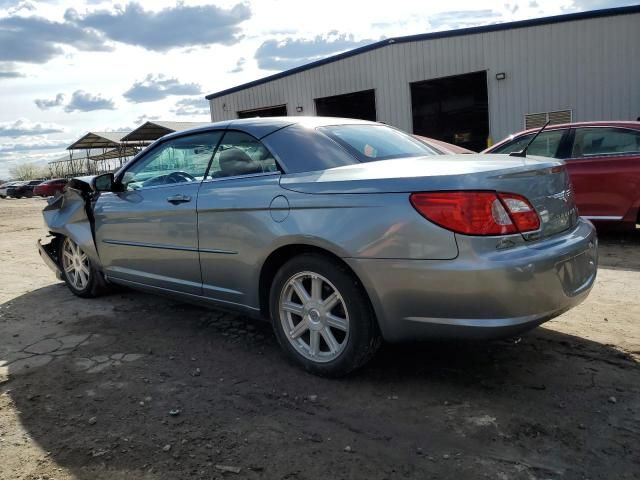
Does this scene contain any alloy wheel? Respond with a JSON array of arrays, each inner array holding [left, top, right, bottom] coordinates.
[[61, 237, 90, 291], [278, 271, 350, 363]]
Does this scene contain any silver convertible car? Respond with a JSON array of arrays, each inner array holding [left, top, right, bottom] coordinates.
[[38, 117, 598, 376]]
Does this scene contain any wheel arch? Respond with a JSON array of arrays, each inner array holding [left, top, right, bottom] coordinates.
[[258, 243, 377, 325], [619, 194, 640, 226]]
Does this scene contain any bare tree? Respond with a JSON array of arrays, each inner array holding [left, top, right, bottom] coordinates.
[[8, 163, 50, 181]]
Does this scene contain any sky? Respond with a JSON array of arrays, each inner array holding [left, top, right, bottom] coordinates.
[[0, 0, 636, 178]]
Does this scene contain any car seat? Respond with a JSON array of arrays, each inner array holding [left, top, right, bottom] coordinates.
[[215, 148, 263, 177]]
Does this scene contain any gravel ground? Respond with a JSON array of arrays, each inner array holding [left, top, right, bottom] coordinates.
[[0, 197, 638, 480]]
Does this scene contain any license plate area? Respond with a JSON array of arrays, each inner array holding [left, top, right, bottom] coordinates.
[[555, 248, 597, 297]]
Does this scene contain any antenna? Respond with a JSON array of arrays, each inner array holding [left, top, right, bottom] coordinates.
[[509, 120, 551, 158]]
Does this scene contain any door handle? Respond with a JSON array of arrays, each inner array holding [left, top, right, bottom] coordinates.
[[167, 194, 192, 205]]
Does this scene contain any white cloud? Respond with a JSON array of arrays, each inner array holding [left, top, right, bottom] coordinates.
[[35, 93, 65, 110], [172, 97, 210, 117], [67, 2, 251, 51], [0, 13, 111, 64], [64, 89, 115, 112], [0, 118, 64, 137], [0, 138, 70, 153], [255, 33, 377, 70], [0, 135, 70, 179], [124, 74, 202, 103]]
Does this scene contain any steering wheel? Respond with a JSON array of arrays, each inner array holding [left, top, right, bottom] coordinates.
[[166, 171, 196, 183]]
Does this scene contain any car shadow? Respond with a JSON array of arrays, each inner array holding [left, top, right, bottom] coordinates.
[[1, 284, 638, 480], [595, 226, 640, 272]]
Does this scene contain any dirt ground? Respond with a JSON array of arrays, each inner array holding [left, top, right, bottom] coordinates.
[[0, 198, 638, 480]]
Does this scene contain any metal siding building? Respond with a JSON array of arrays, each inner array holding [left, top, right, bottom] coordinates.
[[207, 7, 640, 149]]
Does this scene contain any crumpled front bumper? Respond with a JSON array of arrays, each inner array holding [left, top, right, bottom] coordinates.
[[37, 236, 63, 281]]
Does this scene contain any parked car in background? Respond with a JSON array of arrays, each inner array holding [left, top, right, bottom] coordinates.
[[38, 117, 597, 376], [7, 180, 43, 198], [34, 178, 68, 197], [0, 181, 22, 198], [4, 181, 26, 198], [414, 135, 475, 154], [485, 121, 640, 228]]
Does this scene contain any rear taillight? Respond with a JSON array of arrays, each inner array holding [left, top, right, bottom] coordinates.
[[497, 193, 540, 232], [410, 191, 540, 236]]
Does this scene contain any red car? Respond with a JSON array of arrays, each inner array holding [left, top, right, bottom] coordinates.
[[485, 121, 640, 229], [34, 178, 68, 197], [414, 135, 475, 154]]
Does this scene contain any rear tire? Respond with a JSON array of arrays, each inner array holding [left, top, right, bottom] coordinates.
[[269, 253, 381, 377], [58, 236, 108, 298]]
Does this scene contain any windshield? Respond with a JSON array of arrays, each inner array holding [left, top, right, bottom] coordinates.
[[319, 124, 438, 162]]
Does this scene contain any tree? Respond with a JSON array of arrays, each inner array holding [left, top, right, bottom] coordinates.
[[8, 163, 51, 181]]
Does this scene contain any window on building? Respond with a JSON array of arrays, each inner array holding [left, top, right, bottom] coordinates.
[[315, 90, 376, 121], [237, 105, 287, 118]]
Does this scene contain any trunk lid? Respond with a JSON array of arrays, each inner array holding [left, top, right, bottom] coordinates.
[[280, 154, 578, 240]]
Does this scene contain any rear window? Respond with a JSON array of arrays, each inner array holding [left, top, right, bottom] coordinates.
[[319, 124, 438, 162], [491, 130, 566, 158]]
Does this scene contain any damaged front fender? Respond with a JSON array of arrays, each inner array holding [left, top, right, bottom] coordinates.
[[40, 178, 102, 269]]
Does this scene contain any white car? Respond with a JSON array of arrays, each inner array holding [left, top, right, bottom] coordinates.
[[0, 181, 21, 198]]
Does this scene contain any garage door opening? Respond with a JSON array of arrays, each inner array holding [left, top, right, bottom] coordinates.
[[237, 104, 287, 119], [411, 71, 489, 152], [315, 89, 376, 121]]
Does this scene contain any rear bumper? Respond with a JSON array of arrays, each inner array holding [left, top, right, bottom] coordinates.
[[346, 218, 598, 342], [37, 237, 63, 281]]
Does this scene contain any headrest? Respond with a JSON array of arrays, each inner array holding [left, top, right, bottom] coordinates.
[[218, 147, 262, 177]]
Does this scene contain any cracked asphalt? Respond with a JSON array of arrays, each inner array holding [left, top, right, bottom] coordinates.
[[0, 198, 639, 480]]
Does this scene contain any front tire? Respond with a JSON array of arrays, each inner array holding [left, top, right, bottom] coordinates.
[[269, 253, 381, 377], [59, 236, 107, 298]]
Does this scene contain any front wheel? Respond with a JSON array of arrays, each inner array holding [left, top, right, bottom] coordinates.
[[59, 236, 107, 298], [270, 253, 381, 377]]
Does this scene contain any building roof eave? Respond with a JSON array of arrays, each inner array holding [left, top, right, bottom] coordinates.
[[205, 5, 640, 100]]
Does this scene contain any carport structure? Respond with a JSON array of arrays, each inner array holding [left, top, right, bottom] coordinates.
[[49, 122, 211, 178], [120, 121, 210, 146], [49, 148, 128, 178], [64, 131, 135, 176], [48, 151, 91, 178]]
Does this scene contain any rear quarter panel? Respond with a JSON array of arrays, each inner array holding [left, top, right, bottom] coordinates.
[[196, 175, 458, 310]]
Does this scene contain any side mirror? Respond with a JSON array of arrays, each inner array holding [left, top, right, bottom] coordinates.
[[92, 173, 115, 192]]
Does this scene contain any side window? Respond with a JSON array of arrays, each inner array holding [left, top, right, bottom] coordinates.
[[122, 132, 222, 190], [492, 130, 565, 158], [571, 128, 640, 158], [207, 130, 279, 179]]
